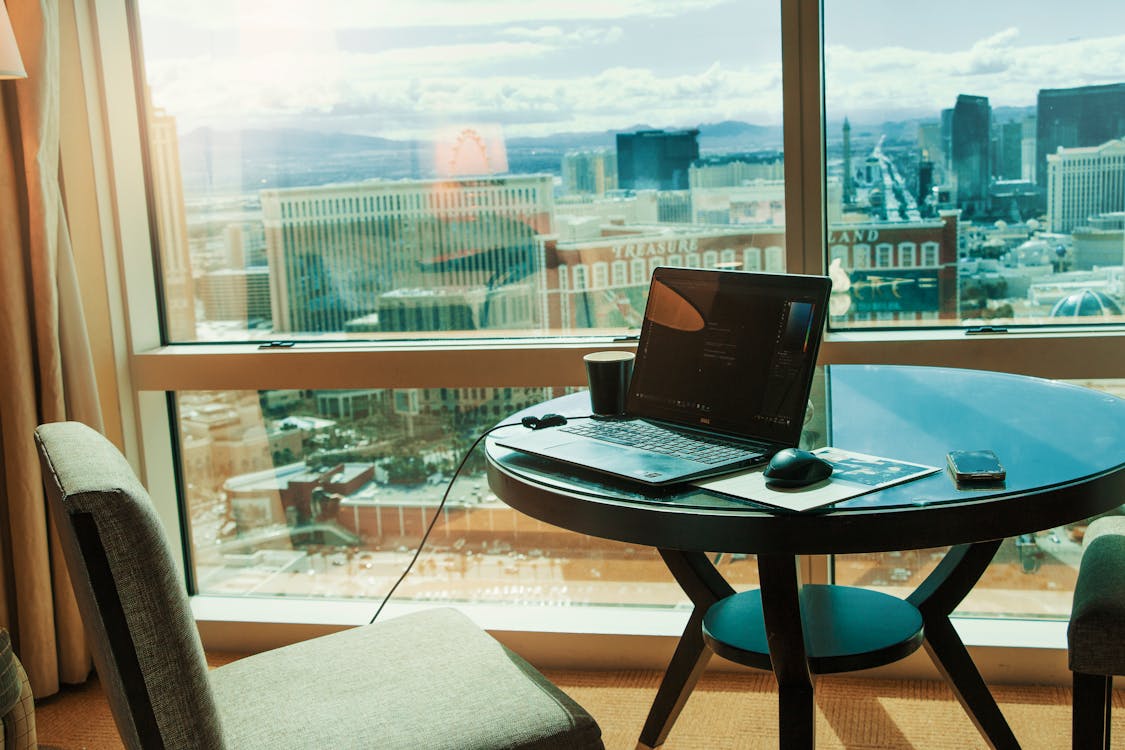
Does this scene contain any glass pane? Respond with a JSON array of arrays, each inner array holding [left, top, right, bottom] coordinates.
[[824, 1, 1125, 329], [832, 379, 1125, 620], [138, 2, 785, 343], [182, 387, 760, 605]]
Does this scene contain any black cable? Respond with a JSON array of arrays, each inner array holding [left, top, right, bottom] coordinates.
[[368, 414, 588, 623]]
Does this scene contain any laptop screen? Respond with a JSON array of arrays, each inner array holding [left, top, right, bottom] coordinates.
[[626, 267, 831, 447]]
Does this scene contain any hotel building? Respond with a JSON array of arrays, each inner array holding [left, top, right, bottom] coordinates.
[[260, 175, 555, 333], [1046, 138, 1125, 233]]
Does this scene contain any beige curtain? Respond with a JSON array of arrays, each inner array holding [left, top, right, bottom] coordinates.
[[0, 0, 102, 697]]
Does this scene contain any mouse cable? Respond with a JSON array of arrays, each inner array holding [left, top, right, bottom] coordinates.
[[368, 413, 589, 624]]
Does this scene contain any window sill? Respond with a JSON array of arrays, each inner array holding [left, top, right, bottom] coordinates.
[[133, 325, 1125, 390], [191, 596, 1071, 684]]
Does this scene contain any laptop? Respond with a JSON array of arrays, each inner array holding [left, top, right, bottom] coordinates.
[[495, 266, 832, 486]]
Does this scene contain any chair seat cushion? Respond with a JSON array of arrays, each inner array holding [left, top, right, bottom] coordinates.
[[210, 607, 602, 750], [1069, 516, 1125, 675]]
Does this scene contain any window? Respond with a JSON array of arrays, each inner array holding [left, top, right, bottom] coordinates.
[[611, 260, 627, 287], [921, 241, 940, 267], [630, 259, 648, 286], [853, 243, 871, 269], [89, 0, 1121, 639], [131, 0, 785, 616], [765, 245, 784, 271], [821, 0, 1125, 619], [744, 247, 762, 271], [824, 0, 1125, 331], [592, 262, 609, 290], [899, 242, 916, 268]]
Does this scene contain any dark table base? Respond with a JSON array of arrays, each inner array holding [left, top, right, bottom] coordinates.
[[639, 541, 1021, 750]]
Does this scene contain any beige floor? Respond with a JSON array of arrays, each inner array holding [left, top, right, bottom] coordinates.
[[31, 662, 1121, 749]]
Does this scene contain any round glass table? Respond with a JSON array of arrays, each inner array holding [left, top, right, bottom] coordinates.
[[486, 365, 1125, 749]]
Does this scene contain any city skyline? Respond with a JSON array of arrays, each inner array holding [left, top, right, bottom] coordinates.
[[138, 0, 1125, 139]]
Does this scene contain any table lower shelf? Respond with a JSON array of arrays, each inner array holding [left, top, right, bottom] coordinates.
[[702, 584, 925, 674]]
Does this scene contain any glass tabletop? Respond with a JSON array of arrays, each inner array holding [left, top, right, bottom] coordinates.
[[488, 364, 1125, 520]]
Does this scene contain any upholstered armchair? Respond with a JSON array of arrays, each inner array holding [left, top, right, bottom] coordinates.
[[0, 628, 35, 750], [35, 421, 603, 750], [1068, 515, 1125, 749]]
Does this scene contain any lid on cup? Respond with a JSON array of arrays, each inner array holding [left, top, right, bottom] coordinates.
[[583, 351, 635, 362]]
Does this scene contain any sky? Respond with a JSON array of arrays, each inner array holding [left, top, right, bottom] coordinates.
[[137, 0, 1125, 139]]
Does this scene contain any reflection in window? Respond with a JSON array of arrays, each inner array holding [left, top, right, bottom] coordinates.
[[765, 246, 784, 272], [744, 247, 762, 271]]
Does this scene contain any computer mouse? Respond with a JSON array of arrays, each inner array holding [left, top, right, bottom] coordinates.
[[763, 448, 833, 487]]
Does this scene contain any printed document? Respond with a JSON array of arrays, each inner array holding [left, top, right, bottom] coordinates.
[[694, 447, 940, 513]]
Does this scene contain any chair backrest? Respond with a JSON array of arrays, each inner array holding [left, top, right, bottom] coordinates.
[[35, 422, 225, 750]]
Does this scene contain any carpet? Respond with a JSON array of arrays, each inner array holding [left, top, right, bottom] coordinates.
[[31, 663, 1118, 749]]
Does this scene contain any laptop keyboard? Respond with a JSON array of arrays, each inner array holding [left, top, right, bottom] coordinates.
[[560, 420, 766, 465]]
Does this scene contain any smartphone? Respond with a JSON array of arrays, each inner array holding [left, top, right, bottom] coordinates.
[[946, 450, 1006, 482]]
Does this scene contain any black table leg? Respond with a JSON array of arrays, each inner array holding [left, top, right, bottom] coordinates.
[[758, 553, 816, 750], [639, 549, 736, 749], [907, 541, 1020, 750]]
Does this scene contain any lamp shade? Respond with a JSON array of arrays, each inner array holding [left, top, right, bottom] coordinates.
[[0, 2, 26, 80]]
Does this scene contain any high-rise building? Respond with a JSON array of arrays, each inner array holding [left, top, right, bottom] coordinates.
[[940, 108, 955, 172], [1036, 83, 1125, 194], [562, 149, 618, 196], [260, 175, 554, 333], [993, 120, 1023, 180], [918, 160, 934, 209], [616, 129, 700, 191], [951, 94, 992, 217], [1020, 115, 1038, 183], [842, 118, 855, 205], [147, 103, 198, 340], [1046, 138, 1125, 233], [917, 121, 945, 172]]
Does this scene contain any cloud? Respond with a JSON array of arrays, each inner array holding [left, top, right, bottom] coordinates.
[[959, 28, 1020, 76], [826, 31, 1125, 117], [140, 0, 731, 30], [144, 4, 1125, 140], [151, 49, 783, 139], [499, 25, 624, 46]]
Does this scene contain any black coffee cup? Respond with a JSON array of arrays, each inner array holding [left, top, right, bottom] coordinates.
[[584, 351, 635, 416]]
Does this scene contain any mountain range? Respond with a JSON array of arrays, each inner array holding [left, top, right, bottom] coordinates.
[[174, 108, 1034, 195]]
